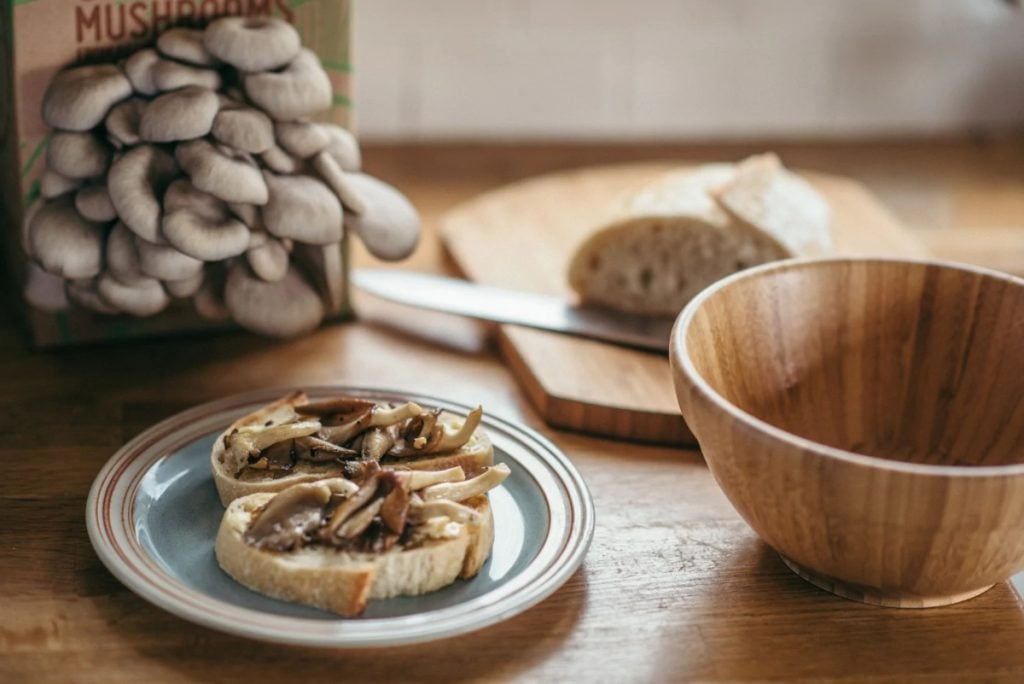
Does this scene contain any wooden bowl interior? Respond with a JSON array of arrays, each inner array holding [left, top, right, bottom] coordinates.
[[685, 261, 1024, 466]]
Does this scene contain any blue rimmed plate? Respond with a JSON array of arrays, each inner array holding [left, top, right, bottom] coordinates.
[[86, 387, 594, 647]]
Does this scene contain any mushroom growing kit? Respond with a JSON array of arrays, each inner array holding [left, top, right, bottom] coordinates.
[[2, 2, 418, 345]]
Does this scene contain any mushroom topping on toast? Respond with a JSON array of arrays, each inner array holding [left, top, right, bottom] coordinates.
[[211, 392, 495, 505], [217, 464, 510, 615]]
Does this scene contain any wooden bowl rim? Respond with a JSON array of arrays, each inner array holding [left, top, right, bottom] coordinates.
[[672, 256, 1024, 477]]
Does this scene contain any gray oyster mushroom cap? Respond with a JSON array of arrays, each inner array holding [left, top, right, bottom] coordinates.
[[28, 198, 106, 279], [107, 145, 179, 243], [23, 263, 69, 312], [97, 273, 170, 317], [176, 139, 268, 205], [163, 177, 228, 219], [344, 173, 421, 261], [228, 202, 260, 228], [42, 64, 132, 130], [164, 269, 205, 298], [203, 16, 301, 72], [156, 28, 218, 66], [311, 151, 366, 215], [40, 170, 82, 199], [225, 261, 324, 338], [260, 172, 342, 245], [212, 106, 275, 154], [140, 86, 220, 142], [106, 222, 149, 286], [134, 233, 204, 281], [124, 49, 162, 96], [275, 121, 330, 159], [259, 144, 304, 174], [153, 59, 222, 92], [104, 97, 146, 148], [66, 278, 121, 314], [46, 131, 111, 179], [163, 207, 250, 261], [322, 124, 361, 171], [246, 237, 289, 282], [244, 49, 331, 121], [74, 184, 117, 223]]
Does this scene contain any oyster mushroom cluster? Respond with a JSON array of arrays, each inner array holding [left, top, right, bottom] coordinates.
[[22, 16, 420, 337], [224, 396, 485, 480], [243, 465, 510, 553]]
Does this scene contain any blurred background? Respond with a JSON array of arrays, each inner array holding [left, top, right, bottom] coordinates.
[[349, 0, 1024, 274], [353, 0, 1024, 141]]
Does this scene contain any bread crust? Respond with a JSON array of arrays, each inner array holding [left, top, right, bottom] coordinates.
[[211, 393, 494, 506], [713, 152, 831, 257], [568, 158, 831, 317], [214, 491, 495, 616]]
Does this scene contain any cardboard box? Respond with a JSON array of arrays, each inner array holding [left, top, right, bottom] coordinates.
[[0, 0, 353, 345]]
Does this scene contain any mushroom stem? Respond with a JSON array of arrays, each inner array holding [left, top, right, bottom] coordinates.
[[394, 466, 466, 492], [295, 435, 356, 453], [317, 408, 372, 444], [323, 475, 380, 538], [294, 435, 359, 461], [325, 478, 360, 497], [418, 410, 441, 440], [372, 402, 423, 428], [410, 499, 483, 525], [225, 420, 321, 459], [318, 402, 422, 445], [335, 498, 384, 539], [434, 406, 483, 453], [361, 427, 395, 460], [420, 463, 510, 503]]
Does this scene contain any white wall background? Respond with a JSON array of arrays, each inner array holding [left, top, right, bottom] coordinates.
[[352, 0, 1024, 140]]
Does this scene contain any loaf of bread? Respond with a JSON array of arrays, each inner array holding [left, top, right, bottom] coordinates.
[[212, 391, 493, 506], [568, 153, 831, 317]]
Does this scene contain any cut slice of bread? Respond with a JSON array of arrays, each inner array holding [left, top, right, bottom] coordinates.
[[211, 392, 494, 506], [215, 490, 494, 616], [568, 155, 831, 317], [713, 152, 832, 257]]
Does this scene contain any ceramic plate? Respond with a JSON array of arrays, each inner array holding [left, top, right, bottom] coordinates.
[[86, 387, 594, 647]]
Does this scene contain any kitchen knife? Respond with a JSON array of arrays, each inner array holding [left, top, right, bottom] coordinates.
[[352, 269, 673, 353]]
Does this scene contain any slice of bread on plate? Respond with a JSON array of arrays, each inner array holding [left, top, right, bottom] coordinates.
[[212, 391, 493, 506], [215, 465, 509, 616], [568, 153, 831, 317]]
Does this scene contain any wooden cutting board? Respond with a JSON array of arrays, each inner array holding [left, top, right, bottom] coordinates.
[[439, 163, 927, 445]]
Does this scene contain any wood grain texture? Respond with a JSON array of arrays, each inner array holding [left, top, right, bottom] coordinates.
[[440, 163, 926, 445], [3, 142, 1024, 683], [672, 258, 1024, 607]]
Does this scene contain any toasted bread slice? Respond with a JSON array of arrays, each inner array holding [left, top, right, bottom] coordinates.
[[211, 392, 494, 506], [215, 486, 496, 616]]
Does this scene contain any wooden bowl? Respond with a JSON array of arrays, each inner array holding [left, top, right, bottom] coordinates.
[[670, 258, 1024, 607]]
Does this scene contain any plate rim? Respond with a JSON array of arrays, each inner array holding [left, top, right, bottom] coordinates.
[[86, 385, 595, 648]]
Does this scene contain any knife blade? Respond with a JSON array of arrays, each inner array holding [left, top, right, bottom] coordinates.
[[352, 269, 673, 353]]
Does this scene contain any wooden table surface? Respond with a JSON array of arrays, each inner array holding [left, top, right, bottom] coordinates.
[[3, 139, 1024, 683]]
